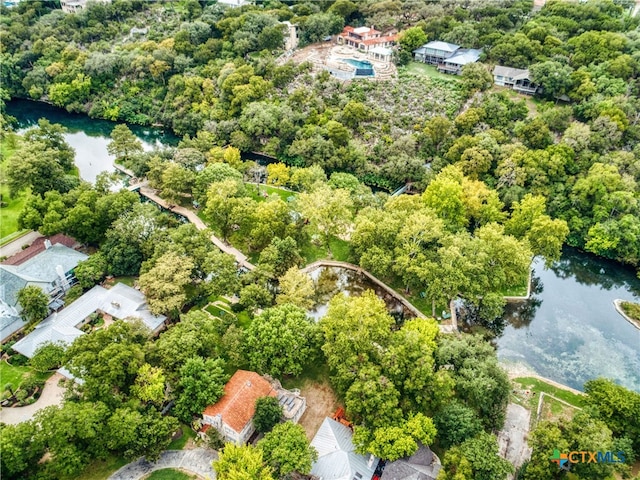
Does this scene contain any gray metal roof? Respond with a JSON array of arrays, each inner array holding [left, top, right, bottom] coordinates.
[[310, 417, 377, 480], [0, 299, 25, 342], [381, 445, 441, 480], [443, 48, 481, 66], [12, 283, 166, 358], [492, 65, 530, 80], [423, 40, 460, 52], [0, 244, 87, 308]]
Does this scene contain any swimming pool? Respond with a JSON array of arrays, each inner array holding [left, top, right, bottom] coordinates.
[[341, 58, 375, 76]]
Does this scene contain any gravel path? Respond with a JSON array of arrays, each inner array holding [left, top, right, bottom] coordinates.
[[109, 449, 217, 480], [0, 373, 65, 424]]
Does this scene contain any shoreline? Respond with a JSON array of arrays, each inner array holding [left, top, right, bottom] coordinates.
[[499, 360, 585, 396], [613, 299, 640, 330]]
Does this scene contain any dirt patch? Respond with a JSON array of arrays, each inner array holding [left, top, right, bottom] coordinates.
[[298, 380, 340, 440]]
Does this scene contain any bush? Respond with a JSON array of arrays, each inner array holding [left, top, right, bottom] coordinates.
[[253, 396, 283, 433], [9, 354, 29, 366], [206, 427, 225, 450], [65, 285, 83, 304]]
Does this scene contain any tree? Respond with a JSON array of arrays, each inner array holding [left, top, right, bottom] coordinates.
[[439, 432, 513, 480], [139, 251, 195, 316], [399, 26, 427, 52], [296, 185, 353, 251], [64, 320, 149, 406], [584, 378, 640, 454], [152, 310, 222, 374], [530, 61, 573, 99], [106, 407, 178, 462], [0, 421, 45, 479], [17, 285, 49, 324], [7, 143, 77, 196], [433, 401, 483, 449], [74, 252, 108, 289], [30, 342, 66, 373], [276, 266, 315, 309], [253, 396, 283, 434], [205, 179, 251, 241], [246, 304, 318, 377], [258, 236, 304, 278], [461, 63, 493, 92], [266, 163, 290, 186], [321, 291, 394, 394], [131, 363, 166, 406], [239, 284, 273, 313], [214, 444, 274, 480], [259, 422, 317, 477], [173, 356, 227, 423], [107, 124, 143, 162]]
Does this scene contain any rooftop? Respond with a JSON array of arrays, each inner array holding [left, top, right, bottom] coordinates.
[[416, 40, 460, 53], [311, 417, 377, 480], [381, 444, 441, 480], [443, 48, 482, 65], [11, 283, 166, 358], [493, 65, 530, 80], [203, 370, 276, 433], [2, 234, 79, 266]]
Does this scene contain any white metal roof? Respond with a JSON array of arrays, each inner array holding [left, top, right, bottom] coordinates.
[[310, 418, 377, 480]]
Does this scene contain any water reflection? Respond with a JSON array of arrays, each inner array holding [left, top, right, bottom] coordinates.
[[306, 266, 414, 325], [497, 250, 640, 392]]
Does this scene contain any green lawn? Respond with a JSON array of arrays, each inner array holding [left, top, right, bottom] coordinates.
[[513, 377, 585, 410], [300, 236, 353, 264], [146, 469, 196, 480], [281, 362, 331, 391], [0, 361, 31, 391], [400, 62, 461, 81], [246, 184, 297, 203], [76, 455, 128, 480], [167, 424, 197, 451], [0, 138, 30, 241], [204, 303, 233, 318]]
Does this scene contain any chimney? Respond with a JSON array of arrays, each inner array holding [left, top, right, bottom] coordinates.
[[44, 239, 52, 249]]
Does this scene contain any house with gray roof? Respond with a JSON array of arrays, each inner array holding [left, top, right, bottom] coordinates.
[[437, 48, 482, 75], [492, 65, 540, 95], [1, 241, 88, 341], [310, 417, 378, 480], [381, 444, 441, 480], [12, 283, 166, 358], [413, 40, 460, 65]]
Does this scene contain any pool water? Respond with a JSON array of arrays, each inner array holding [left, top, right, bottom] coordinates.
[[342, 58, 375, 76]]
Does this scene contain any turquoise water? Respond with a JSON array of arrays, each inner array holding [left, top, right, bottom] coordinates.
[[342, 58, 375, 76]]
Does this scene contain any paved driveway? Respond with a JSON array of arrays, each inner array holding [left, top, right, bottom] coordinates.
[[109, 449, 217, 480], [0, 231, 42, 259], [0, 373, 65, 425]]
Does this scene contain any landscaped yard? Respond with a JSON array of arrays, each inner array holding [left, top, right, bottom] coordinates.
[[76, 455, 129, 480], [167, 424, 197, 451], [0, 360, 32, 392], [400, 61, 461, 81], [512, 376, 584, 427], [0, 137, 29, 242], [300, 236, 352, 264], [246, 183, 297, 203]]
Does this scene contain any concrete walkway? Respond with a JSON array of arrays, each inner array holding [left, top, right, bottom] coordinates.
[[0, 373, 65, 425], [0, 231, 42, 258], [109, 449, 217, 480], [497, 403, 532, 479], [138, 186, 255, 271]]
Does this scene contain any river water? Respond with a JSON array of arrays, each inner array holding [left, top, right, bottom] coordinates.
[[6, 99, 640, 392], [6, 99, 177, 182]]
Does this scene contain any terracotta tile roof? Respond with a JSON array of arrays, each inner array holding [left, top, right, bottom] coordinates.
[[203, 370, 276, 433], [2, 234, 80, 266], [363, 34, 397, 46]]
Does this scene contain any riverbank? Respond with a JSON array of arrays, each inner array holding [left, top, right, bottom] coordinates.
[[613, 299, 640, 330]]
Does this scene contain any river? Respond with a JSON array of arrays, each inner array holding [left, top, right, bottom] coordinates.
[[5, 99, 178, 183], [6, 100, 640, 392]]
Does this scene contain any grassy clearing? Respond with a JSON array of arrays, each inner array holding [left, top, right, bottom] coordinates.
[[103, 276, 137, 288], [400, 62, 461, 81], [513, 377, 584, 408], [300, 236, 352, 264], [76, 455, 128, 480], [620, 301, 640, 322], [0, 138, 30, 240], [512, 376, 584, 427], [0, 361, 32, 391], [281, 362, 331, 391], [246, 184, 297, 203], [145, 469, 196, 480], [167, 424, 197, 451]]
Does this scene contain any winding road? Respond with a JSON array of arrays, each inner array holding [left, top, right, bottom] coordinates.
[[109, 449, 217, 480], [0, 373, 65, 425]]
